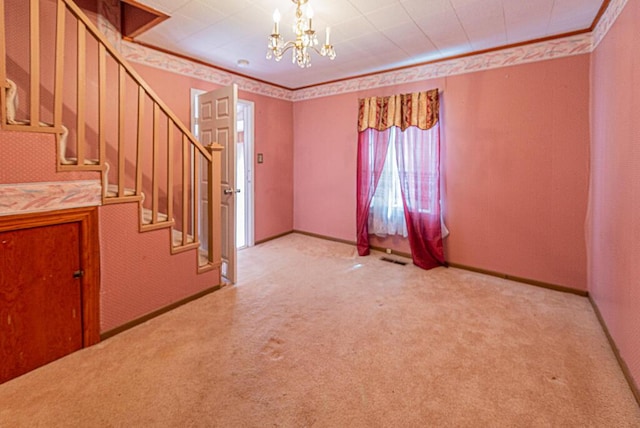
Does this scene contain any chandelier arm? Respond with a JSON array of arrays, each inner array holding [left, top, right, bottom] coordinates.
[[279, 41, 297, 54], [308, 46, 321, 56], [309, 45, 327, 56]]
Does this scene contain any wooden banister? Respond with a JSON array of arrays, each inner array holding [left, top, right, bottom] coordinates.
[[117, 65, 126, 199], [29, 0, 39, 127], [60, 0, 210, 159], [181, 137, 190, 247], [193, 148, 201, 245], [166, 122, 174, 223], [151, 103, 159, 224], [53, 0, 65, 132], [136, 86, 145, 196], [204, 143, 223, 270], [98, 43, 106, 165], [76, 20, 86, 166], [1, 0, 222, 272]]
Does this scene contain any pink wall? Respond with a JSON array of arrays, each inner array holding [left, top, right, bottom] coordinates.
[[293, 91, 360, 241], [294, 55, 590, 291], [99, 202, 217, 331], [131, 63, 294, 242], [589, 0, 640, 393], [0, 131, 99, 184]]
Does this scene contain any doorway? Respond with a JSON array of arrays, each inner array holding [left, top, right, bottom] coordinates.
[[191, 89, 254, 252], [236, 99, 255, 249]]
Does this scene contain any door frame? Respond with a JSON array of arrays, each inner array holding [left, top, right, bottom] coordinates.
[[0, 207, 101, 346], [237, 99, 255, 248]]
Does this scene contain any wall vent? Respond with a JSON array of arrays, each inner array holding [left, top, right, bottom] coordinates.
[[380, 257, 408, 266]]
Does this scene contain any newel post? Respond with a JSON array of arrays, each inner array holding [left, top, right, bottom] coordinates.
[[206, 143, 224, 268]]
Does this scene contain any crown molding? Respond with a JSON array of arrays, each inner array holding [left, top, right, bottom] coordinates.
[[592, 0, 628, 48], [291, 33, 593, 101], [119, 40, 294, 101], [96, 0, 628, 103]]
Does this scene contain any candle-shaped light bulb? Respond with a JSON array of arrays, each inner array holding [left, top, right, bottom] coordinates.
[[273, 9, 281, 34], [325, 26, 331, 45], [307, 5, 313, 29]]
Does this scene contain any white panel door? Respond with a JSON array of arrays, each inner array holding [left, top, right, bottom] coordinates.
[[197, 84, 238, 282]]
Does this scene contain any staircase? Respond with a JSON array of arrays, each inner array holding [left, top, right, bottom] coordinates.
[[1, 0, 222, 272]]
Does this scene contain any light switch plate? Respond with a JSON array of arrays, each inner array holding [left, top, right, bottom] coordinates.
[[257, 153, 264, 164]]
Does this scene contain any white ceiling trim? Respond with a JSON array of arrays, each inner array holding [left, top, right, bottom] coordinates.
[[593, 0, 628, 48], [98, 0, 627, 103], [291, 34, 593, 101], [119, 40, 293, 100], [118, 33, 592, 102]]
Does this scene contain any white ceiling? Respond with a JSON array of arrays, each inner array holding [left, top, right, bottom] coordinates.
[[133, 0, 604, 89]]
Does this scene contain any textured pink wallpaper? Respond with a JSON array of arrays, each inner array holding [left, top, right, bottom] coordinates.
[[99, 203, 218, 332], [589, 0, 640, 393], [293, 91, 359, 241], [294, 56, 590, 291], [0, 131, 100, 184], [443, 56, 590, 290], [130, 62, 294, 242]]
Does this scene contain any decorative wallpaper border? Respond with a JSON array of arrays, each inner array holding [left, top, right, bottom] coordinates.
[[593, 0, 629, 48], [0, 180, 102, 217], [119, 41, 293, 101], [292, 34, 593, 101], [99, 0, 628, 102]]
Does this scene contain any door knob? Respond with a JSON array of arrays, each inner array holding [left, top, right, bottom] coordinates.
[[224, 189, 241, 195]]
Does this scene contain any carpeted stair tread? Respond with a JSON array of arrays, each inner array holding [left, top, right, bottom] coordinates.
[[171, 228, 195, 247], [141, 207, 169, 224], [61, 157, 101, 166], [105, 184, 137, 198]]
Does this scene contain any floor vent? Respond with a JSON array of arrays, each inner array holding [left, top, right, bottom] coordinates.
[[380, 257, 408, 266]]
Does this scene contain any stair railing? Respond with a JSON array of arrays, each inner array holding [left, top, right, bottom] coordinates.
[[0, 0, 221, 271]]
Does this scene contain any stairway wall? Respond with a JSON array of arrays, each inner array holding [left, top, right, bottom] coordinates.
[[1, 0, 220, 334], [0, 131, 102, 215], [99, 202, 217, 332], [0, 131, 98, 184], [0, 130, 219, 332]]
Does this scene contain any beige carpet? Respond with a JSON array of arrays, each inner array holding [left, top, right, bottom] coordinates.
[[1, 233, 638, 427]]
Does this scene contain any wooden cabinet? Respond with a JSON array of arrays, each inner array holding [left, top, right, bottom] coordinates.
[[0, 208, 100, 384]]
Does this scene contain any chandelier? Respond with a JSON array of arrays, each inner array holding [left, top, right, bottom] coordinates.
[[267, 0, 336, 68]]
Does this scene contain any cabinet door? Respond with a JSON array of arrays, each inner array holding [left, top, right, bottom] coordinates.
[[0, 222, 83, 384]]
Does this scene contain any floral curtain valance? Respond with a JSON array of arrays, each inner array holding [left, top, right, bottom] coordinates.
[[358, 89, 439, 132]]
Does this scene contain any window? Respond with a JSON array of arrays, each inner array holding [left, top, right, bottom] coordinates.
[[368, 128, 407, 237], [356, 90, 445, 269]]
